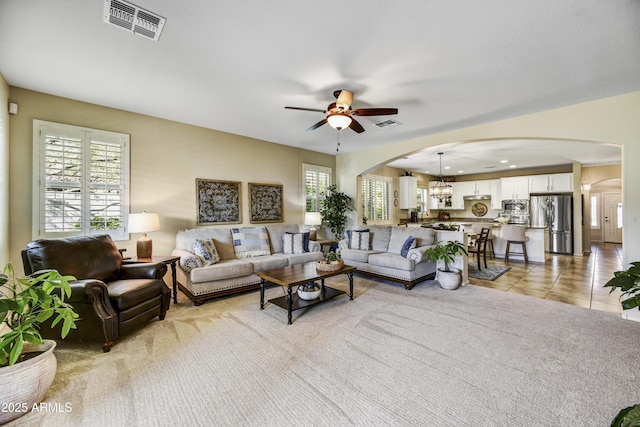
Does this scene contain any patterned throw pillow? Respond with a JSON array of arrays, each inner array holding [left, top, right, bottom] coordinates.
[[180, 255, 204, 272], [350, 230, 371, 250], [400, 236, 417, 258], [283, 233, 305, 254], [286, 231, 309, 252], [193, 239, 220, 265], [232, 227, 271, 259]]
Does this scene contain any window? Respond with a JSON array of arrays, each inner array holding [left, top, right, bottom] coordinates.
[[417, 187, 428, 214], [303, 164, 331, 212], [362, 174, 392, 224], [33, 120, 130, 240], [590, 194, 599, 229]]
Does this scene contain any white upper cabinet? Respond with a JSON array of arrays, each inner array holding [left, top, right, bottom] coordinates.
[[500, 177, 530, 200], [529, 173, 573, 193], [399, 176, 418, 209], [490, 179, 501, 210], [449, 182, 465, 210]]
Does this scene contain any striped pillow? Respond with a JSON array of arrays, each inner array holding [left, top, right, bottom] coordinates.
[[231, 227, 271, 259]]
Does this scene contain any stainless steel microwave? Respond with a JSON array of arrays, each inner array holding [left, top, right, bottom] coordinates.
[[502, 199, 529, 213]]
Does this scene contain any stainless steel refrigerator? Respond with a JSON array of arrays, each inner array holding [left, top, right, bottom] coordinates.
[[530, 194, 573, 254]]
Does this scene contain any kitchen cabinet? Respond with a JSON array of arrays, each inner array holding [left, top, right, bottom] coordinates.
[[529, 173, 573, 193], [500, 177, 529, 200], [449, 182, 465, 210], [398, 176, 418, 209], [490, 180, 501, 210]]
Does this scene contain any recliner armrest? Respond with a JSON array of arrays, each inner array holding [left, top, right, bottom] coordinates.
[[118, 262, 167, 280]]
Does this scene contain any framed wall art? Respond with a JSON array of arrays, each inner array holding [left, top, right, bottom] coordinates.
[[248, 182, 283, 223], [196, 179, 242, 225]]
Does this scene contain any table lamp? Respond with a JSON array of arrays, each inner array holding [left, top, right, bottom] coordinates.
[[304, 212, 322, 241], [128, 212, 160, 258]]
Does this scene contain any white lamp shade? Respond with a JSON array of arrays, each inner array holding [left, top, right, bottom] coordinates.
[[327, 113, 352, 130], [304, 212, 322, 226], [128, 212, 160, 233]]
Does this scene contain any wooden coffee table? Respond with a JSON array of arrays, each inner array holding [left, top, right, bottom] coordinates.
[[258, 262, 356, 324]]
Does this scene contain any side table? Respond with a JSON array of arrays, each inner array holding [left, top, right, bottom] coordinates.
[[123, 255, 181, 304]]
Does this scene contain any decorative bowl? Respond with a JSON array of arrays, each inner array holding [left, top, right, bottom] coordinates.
[[297, 283, 321, 300]]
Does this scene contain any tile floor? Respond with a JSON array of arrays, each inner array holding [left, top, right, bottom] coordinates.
[[468, 242, 625, 314]]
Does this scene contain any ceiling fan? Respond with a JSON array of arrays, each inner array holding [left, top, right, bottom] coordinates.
[[285, 90, 398, 133]]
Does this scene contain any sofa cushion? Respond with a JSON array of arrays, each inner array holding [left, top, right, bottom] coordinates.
[[388, 227, 417, 254], [368, 225, 392, 252], [176, 227, 236, 260], [190, 259, 254, 283], [246, 255, 289, 272], [232, 227, 271, 258], [349, 230, 370, 250], [193, 239, 220, 265], [265, 224, 301, 253], [411, 227, 436, 247], [340, 248, 380, 263], [368, 252, 415, 271], [275, 251, 324, 265], [107, 278, 167, 311]]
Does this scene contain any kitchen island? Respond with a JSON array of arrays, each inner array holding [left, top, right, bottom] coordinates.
[[489, 226, 548, 263]]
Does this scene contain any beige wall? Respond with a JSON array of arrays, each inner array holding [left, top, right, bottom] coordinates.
[[7, 87, 334, 266], [0, 74, 9, 266], [337, 91, 640, 265]]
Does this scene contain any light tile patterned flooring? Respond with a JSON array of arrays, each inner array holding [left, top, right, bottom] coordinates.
[[468, 242, 625, 314]]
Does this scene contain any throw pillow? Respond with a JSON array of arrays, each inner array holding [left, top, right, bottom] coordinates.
[[283, 233, 305, 254], [400, 236, 417, 258], [286, 231, 310, 252], [346, 229, 370, 248], [193, 239, 220, 265], [180, 254, 204, 272], [350, 230, 371, 250], [231, 227, 271, 259]]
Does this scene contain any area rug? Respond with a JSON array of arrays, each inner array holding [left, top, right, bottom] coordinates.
[[9, 276, 640, 427], [468, 262, 511, 281]]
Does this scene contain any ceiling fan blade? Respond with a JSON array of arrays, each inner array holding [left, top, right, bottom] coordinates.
[[306, 118, 328, 131], [351, 108, 398, 116], [349, 118, 365, 133], [336, 90, 353, 110], [285, 106, 326, 113]]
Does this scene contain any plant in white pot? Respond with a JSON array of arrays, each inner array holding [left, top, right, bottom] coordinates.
[[604, 261, 640, 321], [0, 262, 78, 424], [424, 240, 468, 290]]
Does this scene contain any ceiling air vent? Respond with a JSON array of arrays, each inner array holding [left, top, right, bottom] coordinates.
[[374, 119, 401, 129], [103, 0, 166, 41]]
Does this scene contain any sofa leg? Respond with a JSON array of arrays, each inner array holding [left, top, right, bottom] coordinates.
[[159, 313, 166, 320], [102, 341, 114, 353], [404, 283, 414, 290]]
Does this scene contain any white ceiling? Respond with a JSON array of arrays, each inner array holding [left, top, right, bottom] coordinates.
[[1, 0, 638, 171]]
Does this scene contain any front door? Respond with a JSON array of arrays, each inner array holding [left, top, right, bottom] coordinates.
[[603, 193, 623, 243]]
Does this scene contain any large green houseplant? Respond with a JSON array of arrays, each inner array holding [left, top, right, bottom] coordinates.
[[320, 184, 353, 240], [604, 261, 640, 312], [0, 262, 79, 424], [424, 240, 468, 290]]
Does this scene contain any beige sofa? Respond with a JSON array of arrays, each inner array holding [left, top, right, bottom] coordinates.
[[338, 225, 468, 289], [172, 224, 323, 305]]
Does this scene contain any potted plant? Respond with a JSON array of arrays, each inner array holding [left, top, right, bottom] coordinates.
[[611, 404, 640, 427], [319, 184, 353, 240], [0, 262, 78, 424], [604, 261, 640, 321], [424, 240, 468, 290]]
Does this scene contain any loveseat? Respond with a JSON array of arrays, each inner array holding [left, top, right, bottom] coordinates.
[[22, 234, 170, 352], [338, 225, 468, 289], [172, 224, 323, 305]]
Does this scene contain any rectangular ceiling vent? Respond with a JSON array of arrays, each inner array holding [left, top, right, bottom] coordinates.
[[374, 119, 401, 129], [103, 0, 166, 41]]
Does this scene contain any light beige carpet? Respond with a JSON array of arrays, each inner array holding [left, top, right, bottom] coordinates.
[[8, 276, 640, 426]]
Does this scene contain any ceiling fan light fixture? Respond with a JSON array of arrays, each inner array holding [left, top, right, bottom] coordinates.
[[327, 113, 352, 130]]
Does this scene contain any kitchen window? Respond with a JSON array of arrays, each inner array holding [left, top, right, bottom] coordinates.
[[32, 120, 130, 240]]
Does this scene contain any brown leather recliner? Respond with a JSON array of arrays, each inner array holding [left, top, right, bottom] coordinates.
[[22, 234, 170, 352]]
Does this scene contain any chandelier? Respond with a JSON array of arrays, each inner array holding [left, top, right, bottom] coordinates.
[[431, 152, 453, 202]]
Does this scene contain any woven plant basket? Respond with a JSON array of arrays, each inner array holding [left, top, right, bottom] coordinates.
[[316, 260, 344, 272]]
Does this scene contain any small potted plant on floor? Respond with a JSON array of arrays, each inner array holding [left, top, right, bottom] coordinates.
[[604, 261, 640, 321], [0, 262, 79, 424], [424, 241, 468, 290]]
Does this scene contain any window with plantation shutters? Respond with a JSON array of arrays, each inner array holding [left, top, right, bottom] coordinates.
[[33, 120, 130, 240], [362, 175, 392, 224], [303, 164, 331, 212]]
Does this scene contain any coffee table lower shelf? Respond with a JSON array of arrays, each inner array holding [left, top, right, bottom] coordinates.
[[267, 286, 345, 312]]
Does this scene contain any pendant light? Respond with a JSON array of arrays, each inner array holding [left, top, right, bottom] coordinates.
[[431, 152, 453, 202]]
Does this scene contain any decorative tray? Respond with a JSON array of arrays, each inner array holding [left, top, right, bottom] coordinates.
[[316, 260, 344, 272]]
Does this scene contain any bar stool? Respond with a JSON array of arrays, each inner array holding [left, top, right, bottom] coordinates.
[[471, 223, 495, 259], [502, 224, 528, 263]]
